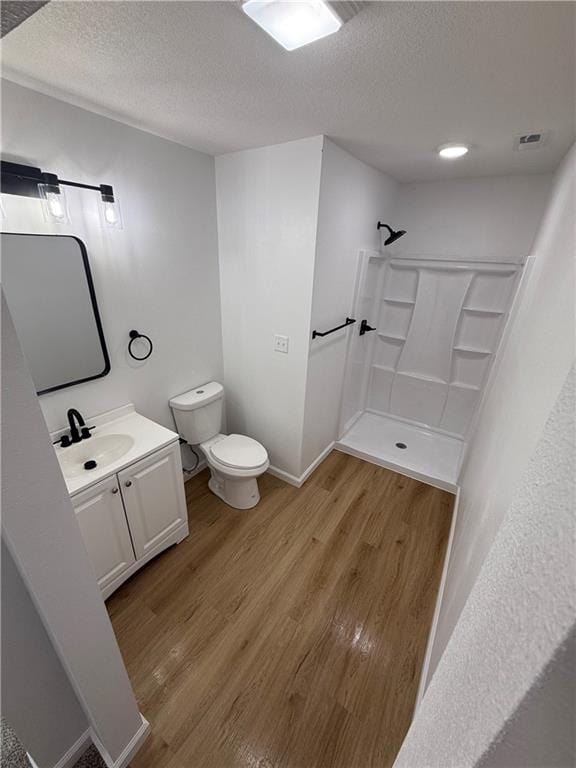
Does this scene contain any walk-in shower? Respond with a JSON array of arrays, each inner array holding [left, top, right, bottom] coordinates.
[[336, 248, 524, 490]]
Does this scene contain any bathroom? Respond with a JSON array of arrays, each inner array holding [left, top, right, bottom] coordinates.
[[1, 2, 574, 768]]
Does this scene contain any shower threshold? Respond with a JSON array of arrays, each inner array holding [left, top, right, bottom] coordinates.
[[336, 412, 463, 492]]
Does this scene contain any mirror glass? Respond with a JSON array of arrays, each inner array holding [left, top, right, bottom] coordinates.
[[2, 233, 110, 395]]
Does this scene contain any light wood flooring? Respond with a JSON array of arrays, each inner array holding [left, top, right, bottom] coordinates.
[[107, 451, 453, 768]]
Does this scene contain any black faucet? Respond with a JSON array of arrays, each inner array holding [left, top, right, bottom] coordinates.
[[70, 410, 96, 442], [67, 408, 86, 443], [52, 409, 95, 447]]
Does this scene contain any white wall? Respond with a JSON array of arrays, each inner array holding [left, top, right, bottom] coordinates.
[[2, 291, 145, 764], [478, 628, 575, 768], [393, 174, 552, 262], [394, 366, 575, 768], [426, 145, 575, 682], [216, 137, 323, 477], [301, 139, 397, 473], [2, 540, 89, 767], [1, 80, 223, 450]]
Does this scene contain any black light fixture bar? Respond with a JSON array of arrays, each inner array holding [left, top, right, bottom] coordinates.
[[1, 161, 44, 197], [1, 161, 115, 202]]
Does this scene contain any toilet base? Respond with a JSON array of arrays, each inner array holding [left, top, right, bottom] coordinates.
[[208, 470, 261, 510]]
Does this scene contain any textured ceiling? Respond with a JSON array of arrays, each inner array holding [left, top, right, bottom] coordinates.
[[0, 1, 48, 38], [2, 1, 574, 181]]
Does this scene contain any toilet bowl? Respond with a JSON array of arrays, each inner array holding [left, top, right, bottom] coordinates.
[[169, 383, 269, 510], [200, 433, 269, 509]]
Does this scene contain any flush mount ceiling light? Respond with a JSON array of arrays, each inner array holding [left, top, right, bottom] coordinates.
[[437, 143, 470, 159], [242, 0, 342, 51]]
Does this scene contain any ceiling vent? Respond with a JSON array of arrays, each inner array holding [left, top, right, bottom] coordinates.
[[514, 132, 548, 151]]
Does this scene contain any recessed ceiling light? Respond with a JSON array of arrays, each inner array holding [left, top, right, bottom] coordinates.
[[242, 0, 342, 51], [437, 143, 470, 159]]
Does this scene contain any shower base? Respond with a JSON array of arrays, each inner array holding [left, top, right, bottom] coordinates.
[[336, 412, 463, 492]]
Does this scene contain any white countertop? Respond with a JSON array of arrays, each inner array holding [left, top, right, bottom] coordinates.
[[52, 405, 180, 496]]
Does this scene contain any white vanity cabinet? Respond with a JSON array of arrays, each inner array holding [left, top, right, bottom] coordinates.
[[118, 443, 187, 559], [70, 439, 189, 599], [72, 474, 136, 592]]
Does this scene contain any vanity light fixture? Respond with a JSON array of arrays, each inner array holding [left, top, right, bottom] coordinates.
[[437, 143, 470, 159], [0, 161, 122, 228], [99, 184, 123, 229], [242, 0, 342, 51], [38, 173, 70, 223]]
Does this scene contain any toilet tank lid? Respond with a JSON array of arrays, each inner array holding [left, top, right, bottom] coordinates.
[[169, 382, 223, 411]]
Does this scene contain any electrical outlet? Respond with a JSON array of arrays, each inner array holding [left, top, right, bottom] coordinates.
[[274, 334, 289, 354]]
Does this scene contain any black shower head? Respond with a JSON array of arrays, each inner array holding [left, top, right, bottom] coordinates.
[[377, 222, 407, 246], [384, 229, 406, 246]]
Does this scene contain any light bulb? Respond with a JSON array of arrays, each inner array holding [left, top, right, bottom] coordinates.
[[104, 202, 117, 225], [48, 194, 64, 219], [99, 195, 123, 229], [38, 183, 70, 223]]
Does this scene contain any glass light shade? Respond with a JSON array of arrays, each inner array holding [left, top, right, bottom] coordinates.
[[38, 184, 70, 223], [242, 0, 342, 51], [438, 143, 470, 159], [99, 197, 123, 229]]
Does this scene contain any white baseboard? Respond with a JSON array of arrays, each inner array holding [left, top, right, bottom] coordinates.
[[413, 486, 461, 713], [27, 729, 92, 768], [90, 714, 150, 768], [268, 442, 335, 488], [267, 464, 301, 486]]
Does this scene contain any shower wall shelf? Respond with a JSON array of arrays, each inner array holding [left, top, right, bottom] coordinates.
[[387, 257, 519, 273], [453, 346, 492, 355], [378, 332, 407, 342], [450, 382, 481, 391], [461, 307, 505, 315]]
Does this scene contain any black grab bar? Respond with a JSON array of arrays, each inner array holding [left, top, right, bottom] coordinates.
[[312, 317, 356, 339]]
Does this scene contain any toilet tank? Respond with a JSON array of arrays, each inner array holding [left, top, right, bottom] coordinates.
[[169, 382, 224, 445]]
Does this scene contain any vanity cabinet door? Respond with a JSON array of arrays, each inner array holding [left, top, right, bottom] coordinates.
[[72, 476, 136, 591], [118, 442, 187, 559]]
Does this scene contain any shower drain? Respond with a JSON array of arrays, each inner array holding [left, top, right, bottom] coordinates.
[[395, 442, 407, 449]]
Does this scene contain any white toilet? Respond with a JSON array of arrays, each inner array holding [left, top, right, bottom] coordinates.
[[169, 382, 269, 510]]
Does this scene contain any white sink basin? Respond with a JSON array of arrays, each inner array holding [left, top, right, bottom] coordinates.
[[57, 434, 135, 479]]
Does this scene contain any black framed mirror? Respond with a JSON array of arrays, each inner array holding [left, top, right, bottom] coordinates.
[[1, 233, 110, 395]]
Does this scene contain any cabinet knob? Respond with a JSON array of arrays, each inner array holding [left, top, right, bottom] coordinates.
[[111, 487, 119, 494], [125, 480, 132, 488]]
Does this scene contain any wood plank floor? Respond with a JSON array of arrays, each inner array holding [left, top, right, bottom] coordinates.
[[107, 451, 453, 768]]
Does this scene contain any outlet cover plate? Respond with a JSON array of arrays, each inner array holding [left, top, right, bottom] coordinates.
[[274, 334, 289, 354]]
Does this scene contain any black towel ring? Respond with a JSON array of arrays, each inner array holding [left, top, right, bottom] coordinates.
[[128, 329, 153, 361]]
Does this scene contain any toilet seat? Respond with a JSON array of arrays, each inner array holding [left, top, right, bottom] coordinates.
[[209, 434, 268, 470]]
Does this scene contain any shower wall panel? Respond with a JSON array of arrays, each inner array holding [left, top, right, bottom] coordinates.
[[365, 258, 521, 438]]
